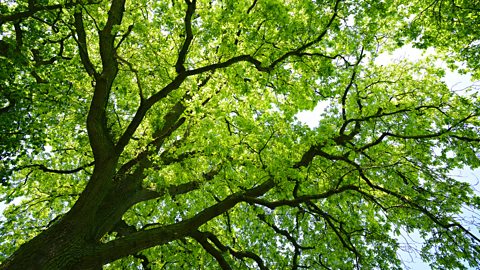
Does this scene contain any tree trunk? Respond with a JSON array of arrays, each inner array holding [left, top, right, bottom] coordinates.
[[1, 160, 121, 270], [1, 220, 98, 269]]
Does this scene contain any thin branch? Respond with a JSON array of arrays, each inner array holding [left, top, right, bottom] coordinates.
[[194, 230, 268, 270], [298, 52, 353, 66], [247, 0, 259, 14], [343, 105, 447, 131], [259, 213, 313, 251], [18, 161, 95, 174], [341, 47, 364, 122], [115, 73, 211, 160], [349, 159, 480, 245], [191, 230, 232, 270], [307, 202, 361, 259], [267, 0, 341, 69], [0, 2, 80, 25], [116, 101, 187, 175], [133, 253, 152, 270], [117, 55, 145, 101], [115, 24, 134, 50], [450, 134, 480, 142], [245, 185, 360, 209], [129, 180, 203, 208]]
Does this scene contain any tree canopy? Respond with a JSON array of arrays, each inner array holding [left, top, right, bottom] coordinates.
[[1, 0, 480, 269]]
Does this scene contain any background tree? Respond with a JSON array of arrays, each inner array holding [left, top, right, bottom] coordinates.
[[0, 0, 479, 269]]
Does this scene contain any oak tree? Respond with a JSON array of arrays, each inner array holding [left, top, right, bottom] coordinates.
[[1, 0, 479, 269]]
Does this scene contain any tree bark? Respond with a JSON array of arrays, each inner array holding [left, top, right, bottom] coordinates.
[[0, 158, 120, 269], [1, 219, 95, 269]]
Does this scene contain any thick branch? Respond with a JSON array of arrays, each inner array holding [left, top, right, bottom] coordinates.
[[85, 179, 275, 267], [130, 180, 202, 207], [73, 11, 97, 77], [96, 164, 219, 243], [114, 74, 186, 154], [87, 0, 126, 161], [116, 113, 187, 177], [186, 54, 269, 75], [294, 144, 349, 168], [175, 0, 197, 74], [103, 0, 126, 34]]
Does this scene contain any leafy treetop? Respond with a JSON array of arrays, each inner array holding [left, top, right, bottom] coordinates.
[[0, 0, 479, 269]]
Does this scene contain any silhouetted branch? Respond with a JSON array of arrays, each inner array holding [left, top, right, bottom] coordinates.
[[19, 161, 94, 174]]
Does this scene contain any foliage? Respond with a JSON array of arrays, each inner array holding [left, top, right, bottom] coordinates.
[[396, 0, 480, 77], [0, 0, 479, 269]]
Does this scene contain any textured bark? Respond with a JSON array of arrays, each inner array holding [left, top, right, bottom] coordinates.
[[0, 159, 119, 269], [2, 217, 92, 269]]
